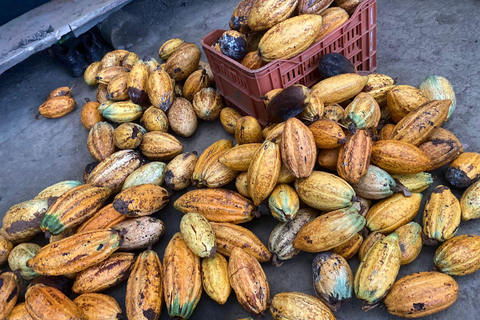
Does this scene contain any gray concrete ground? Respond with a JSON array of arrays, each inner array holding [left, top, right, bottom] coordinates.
[[1, 0, 480, 319]]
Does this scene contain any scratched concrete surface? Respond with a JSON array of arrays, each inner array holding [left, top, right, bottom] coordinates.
[[0, 0, 479, 319]]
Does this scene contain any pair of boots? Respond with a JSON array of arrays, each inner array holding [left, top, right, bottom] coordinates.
[[51, 31, 106, 77]]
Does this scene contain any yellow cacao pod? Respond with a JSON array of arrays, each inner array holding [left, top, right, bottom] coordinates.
[[378, 123, 395, 140], [2, 199, 48, 243], [113, 123, 146, 150], [358, 231, 385, 262], [0, 272, 19, 318], [112, 184, 169, 217], [81, 100, 103, 130], [148, 69, 174, 111], [343, 92, 381, 130], [384, 271, 458, 318], [247, 139, 281, 206], [268, 184, 300, 222], [445, 152, 480, 188], [354, 232, 401, 310], [220, 107, 242, 134], [164, 152, 198, 191], [308, 119, 347, 149], [192, 87, 224, 121], [84, 61, 102, 86], [0, 236, 13, 267], [219, 143, 262, 171], [460, 180, 480, 221], [87, 121, 116, 162], [419, 127, 463, 171], [366, 193, 422, 234], [165, 42, 201, 81], [127, 61, 149, 104], [434, 234, 480, 276], [362, 73, 396, 106], [337, 129, 372, 184], [332, 232, 363, 260], [211, 223, 271, 262], [200, 148, 238, 189], [140, 131, 183, 161], [26, 284, 82, 320], [39, 96, 76, 118], [248, 0, 298, 31], [395, 222, 422, 265], [423, 185, 461, 242], [315, 7, 349, 42], [235, 116, 263, 145], [180, 213, 217, 258], [73, 293, 121, 320], [192, 139, 233, 186], [126, 250, 163, 320], [387, 85, 429, 123], [371, 140, 431, 174], [139, 106, 169, 132], [5, 303, 32, 320], [201, 253, 231, 305], [167, 97, 198, 138], [122, 52, 139, 70], [391, 172, 433, 193], [295, 171, 355, 211], [106, 73, 129, 101], [27, 229, 121, 276], [95, 66, 128, 85], [159, 38, 185, 60], [183, 69, 209, 101], [228, 247, 270, 314], [312, 73, 368, 104], [163, 233, 202, 319], [235, 172, 250, 198], [269, 291, 335, 320]]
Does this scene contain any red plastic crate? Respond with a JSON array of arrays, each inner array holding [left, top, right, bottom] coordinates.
[[201, 0, 377, 125]]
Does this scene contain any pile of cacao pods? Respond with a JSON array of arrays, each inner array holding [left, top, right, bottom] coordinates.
[[212, 0, 362, 69], [3, 20, 480, 320]]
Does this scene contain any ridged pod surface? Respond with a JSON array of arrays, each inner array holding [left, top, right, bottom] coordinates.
[[391, 172, 433, 193], [366, 193, 422, 234], [337, 130, 372, 184], [175, 188, 256, 224], [0, 236, 13, 267], [461, 180, 480, 220], [0, 272, 19, 318], [269, 292, 335, 320], [126, 250, 163, 320], [122, 52, 139, 70], [295, 171, 355, 211], [159, 38, 185, 60], [165, 43, 201, 81], [5, 303, 31, 320], [323, 103, 345, 121], [240, 51, 265, 70], [362, 73, 396, 106], [183, 69, 209, 101], [445, 152, 480, 188], [311, 73, 368, 104], [140, 131, 183, 161], [390, 100, 451, 146], [84, 62, 102, 86], [148, 70, 174, 111], [113, 123, 146, 150], [423, 185, 461, 242], [268, 184, 300, 222], [193, 140, 233, 186], [38, 96, 76, 118], [258, 14, 322, 62], [180, 213, 216, 258], [351, 165, 396, 200], [247, 140, 281, 206], [220, 107, 242, 134], [40, 184, 111, 235], [127, 60, 149, 104], [73, 293, 122, 320], [101, 101, 143, 123], [211, 223, 271, 262], [281, 117, 317, 178], [219, 143, 262, 171], [277, 162, 296, 184], [202, 253, 231, 305], [235, 172, 250, 198], [354, 232, 401, 310], [419, 75, 456, 120], [332, 233, 363, 260], [76, 204, 126, 233], [193, 87, 224, 121], [86, 150, 142, 193], [114, 217, 165, 251], [308, 119, 346, 149], [371, 140, 431, 174], [2, 199, 48, 243], [163, 233, 202, 319], [165, 152, 198, 191], [228, 247, 270, 314], [387, 85, 429, 123], [27, 229, 121, 276], [419, 127, 463, 171], [235, 116, 263, 145], [107, 73, 129, 100], [201, 148, 238, 189], [434, 234, 480, 276], [113, 184, 169, 217], [72, 252, 135, 293], [343, 93, 381, 129], [140, 106, 169, 132], [293, 207, 365, 253], [315, 7, 349, 42], [358, 231, 385, 262], [248, 0, 299, 31], [96, 66, 128, 85], [87, 121, 116, 162], [396, 222, 423, 265], [35, 180, 82, 200], [268, 208, 317, 262], [384, 272, 458, 318], [312, 252, 353, 312], [25, 284, 82, 320], [298, 93, 324, 122]]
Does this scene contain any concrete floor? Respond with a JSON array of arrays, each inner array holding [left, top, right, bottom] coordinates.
[[1, 0, 480, 319]]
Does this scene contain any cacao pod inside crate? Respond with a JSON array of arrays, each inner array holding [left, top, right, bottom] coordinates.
[[201, 0, 377, 126]]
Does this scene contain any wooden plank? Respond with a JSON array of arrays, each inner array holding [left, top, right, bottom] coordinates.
[[0, 0, 132, 75]]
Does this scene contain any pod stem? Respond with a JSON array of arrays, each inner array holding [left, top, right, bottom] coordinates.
[[360, 227, 369, 238], [351, 196, 361, 203], [45, 230, 51, 239], [271, 254, 284, 267], [69, 83, 77, 91], [421, 232, 438, 246], [392, 179, 412, 197], [35, 112, 41, 120], [361, 301, 379, 312], [84, 97, 91, 103]]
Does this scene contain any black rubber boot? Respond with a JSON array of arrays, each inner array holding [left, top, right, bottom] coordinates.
[[81, 31, 105, 63], [51, 44, 89, 77]]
